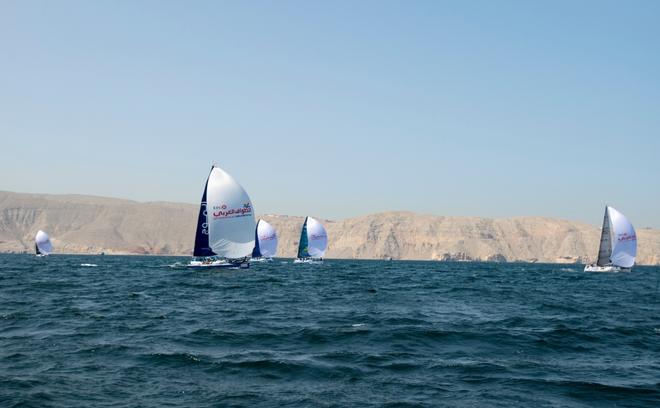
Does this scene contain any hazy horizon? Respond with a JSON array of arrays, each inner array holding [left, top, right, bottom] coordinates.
[[2, 1, 659, 227]]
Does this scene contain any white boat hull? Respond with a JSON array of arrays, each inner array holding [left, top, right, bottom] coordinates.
[[187, 259, 249, 269], [583, 264, 630, 273], [294, 258, 323, 264], [250, 257, 273, 263]]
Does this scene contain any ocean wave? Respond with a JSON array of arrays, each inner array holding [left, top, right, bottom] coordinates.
[[2, 255, 659, 407], [503, 377, 660, 399]]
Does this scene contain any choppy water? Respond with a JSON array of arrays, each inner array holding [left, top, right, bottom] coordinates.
[[1, 254, 659, 407]]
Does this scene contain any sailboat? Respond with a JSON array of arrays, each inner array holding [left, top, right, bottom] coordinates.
[[35, 230, 53, 257], [251, 219, 278, 262], [584, 206, 637, 272], [188, 165, 256, 269], [294, 217, 328, 264]]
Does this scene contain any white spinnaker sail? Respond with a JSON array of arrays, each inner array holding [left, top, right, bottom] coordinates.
[[608, 206, 637, 268], [306, 217, 328, 258], [35, 230, 53, 255], [206, 166, 256, 259], [256, 220, 278, 257]]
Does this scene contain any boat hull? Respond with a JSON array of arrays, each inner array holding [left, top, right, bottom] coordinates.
[[250, 257, 273, 263], [294, 258, 323, 264], [187, 260, 250, 269], [583, 264, 630, 273]]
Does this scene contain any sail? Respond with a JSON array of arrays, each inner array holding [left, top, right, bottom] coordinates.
[[254, 219, 277, 258], [596, 206, 612, 266], [251, 220, 262, 258], [608, 206, 637, 268], [206, 166, 256, 259], [35, 230, 53, 255], [306, 217, 328, 258], [193, 168, 216, 257], [297, 217, 310, 258]]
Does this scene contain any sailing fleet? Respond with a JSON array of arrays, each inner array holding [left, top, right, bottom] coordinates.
[[30, 164, 639, 272], [188, 165, 327, 268]]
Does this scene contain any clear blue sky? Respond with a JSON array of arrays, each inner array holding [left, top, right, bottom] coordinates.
[[1, 1, 659, 227]]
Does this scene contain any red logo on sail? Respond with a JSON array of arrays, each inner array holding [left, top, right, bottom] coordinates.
[[212, 202, 252, 219], [617, 232, 636, 242]]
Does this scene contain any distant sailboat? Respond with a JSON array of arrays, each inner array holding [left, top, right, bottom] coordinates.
[[35, 230, 53, 257], [294, 217, 328, 264], [188, 165, 256, 269], [251, 219, 278, 262], [584, 206, 637, 272]]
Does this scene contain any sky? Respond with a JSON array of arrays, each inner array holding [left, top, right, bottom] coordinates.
[[1, 1, 659, 227]]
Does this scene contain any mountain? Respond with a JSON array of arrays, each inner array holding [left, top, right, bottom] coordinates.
[[1, 191, 659, 264], [0, 191, 194, 255]]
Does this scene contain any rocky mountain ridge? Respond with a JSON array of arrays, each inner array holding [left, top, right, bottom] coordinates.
[[2, 191, 659, 264]]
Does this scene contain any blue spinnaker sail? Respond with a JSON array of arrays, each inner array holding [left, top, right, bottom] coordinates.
[[251, 220, 262, 258], [193, 167, 216, 257]]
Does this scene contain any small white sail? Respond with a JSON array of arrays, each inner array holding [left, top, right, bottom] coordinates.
[[256, 219, 278, 258], [206, 166, 256, 259], [306, 217, 328, 258], [607, 206, 637, 268], [35, 230, 53, 255]]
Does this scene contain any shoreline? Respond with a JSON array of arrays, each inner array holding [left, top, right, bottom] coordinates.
[[3, 252, 659, 266]]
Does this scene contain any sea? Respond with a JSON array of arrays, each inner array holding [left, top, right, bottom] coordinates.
[[1, 254, 659, 407]]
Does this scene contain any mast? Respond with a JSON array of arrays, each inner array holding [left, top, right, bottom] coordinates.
[[596, 206, 612, 266]]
